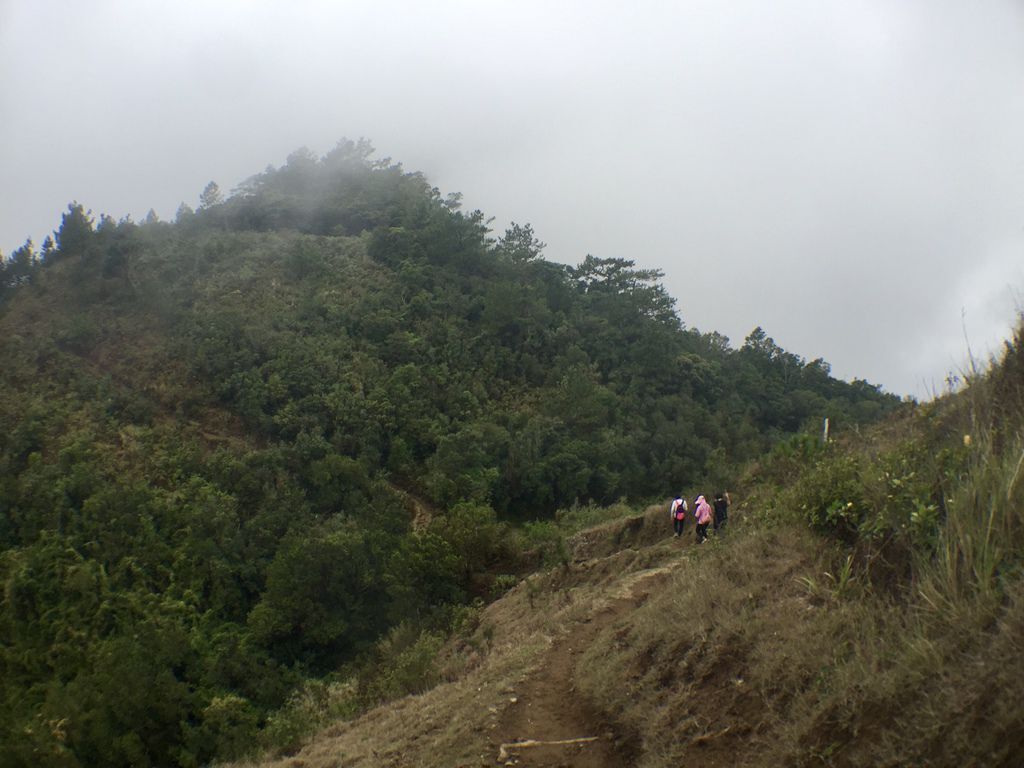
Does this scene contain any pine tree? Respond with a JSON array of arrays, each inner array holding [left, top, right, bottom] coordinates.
[[198, 181, 222, 210], [54, 202, 94, 257]]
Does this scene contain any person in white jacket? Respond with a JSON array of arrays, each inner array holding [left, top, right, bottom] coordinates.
[[669, 494, 688, 537]]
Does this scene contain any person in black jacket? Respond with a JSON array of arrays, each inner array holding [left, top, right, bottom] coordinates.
[[713, 491, 730, 534]]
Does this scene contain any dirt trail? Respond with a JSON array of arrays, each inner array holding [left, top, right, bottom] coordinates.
[[489, 553, 684, 767]]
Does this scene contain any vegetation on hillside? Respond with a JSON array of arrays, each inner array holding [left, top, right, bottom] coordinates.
[[0, 141, 900, 766], [231, 322, 1024, 768], [575, 321, 1024, 766]]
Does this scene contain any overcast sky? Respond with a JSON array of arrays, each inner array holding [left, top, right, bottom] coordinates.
[[2, 1, 1022, 398]]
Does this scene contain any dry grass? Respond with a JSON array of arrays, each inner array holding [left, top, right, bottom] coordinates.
[[573, 520, 1024, 766], [575, 526, 831, 767]]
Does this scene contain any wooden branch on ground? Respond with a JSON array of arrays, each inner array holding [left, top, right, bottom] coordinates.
[[498, 736, 599, 761]]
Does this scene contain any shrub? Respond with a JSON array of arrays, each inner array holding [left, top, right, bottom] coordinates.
[[360, 624, 445, 704], [789, 451, 871, 541], [517, 520, 568, 567]]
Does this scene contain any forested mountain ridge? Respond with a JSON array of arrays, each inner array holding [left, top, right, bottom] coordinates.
[[0, 141, 901, 766]]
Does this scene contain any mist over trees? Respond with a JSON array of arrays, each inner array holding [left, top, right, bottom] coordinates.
[[0, 140, 901, 765]]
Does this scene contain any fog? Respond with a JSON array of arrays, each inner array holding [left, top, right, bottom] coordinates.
[[2, 0, 1023, 398]]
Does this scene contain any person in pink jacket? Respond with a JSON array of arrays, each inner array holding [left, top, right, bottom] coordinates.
[[694, 495, 713, 543]]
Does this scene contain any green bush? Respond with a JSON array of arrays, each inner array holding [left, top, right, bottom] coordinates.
[[258, 681, 331, 757], [361, 624, 445, 704], [553, 500, 635, 532], [518, 520, 569, 567], [193, 694, 260, 762], [790, 451, 871, 541], [489, 573, 520, 599]]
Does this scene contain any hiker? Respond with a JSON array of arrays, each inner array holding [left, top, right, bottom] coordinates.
[[694, 495, 712, 543], [713, 491, 730, 534], [669, 493, 687, 537]]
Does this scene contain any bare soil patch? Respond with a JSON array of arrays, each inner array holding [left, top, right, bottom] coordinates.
[[489, 551, 686, 767]]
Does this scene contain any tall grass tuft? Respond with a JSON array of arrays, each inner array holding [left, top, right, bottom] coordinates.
[[921, 322, 1024, 615]]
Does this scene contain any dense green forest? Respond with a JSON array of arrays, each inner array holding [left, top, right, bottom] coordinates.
[[0, 141, 901, 766]]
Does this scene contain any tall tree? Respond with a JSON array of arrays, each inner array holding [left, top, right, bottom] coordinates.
[[40, 236, 56, 264], [199, 181, 223, 210], [175, 202, 195, 222], [7, 239, 37, 284], [497, 222, 545, 263], [54, 202, 94, 257]]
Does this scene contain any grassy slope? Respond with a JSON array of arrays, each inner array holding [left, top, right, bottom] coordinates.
[[579, 526, 1023, 767], [231, 337, 1024, 767], [234, 528, 1023, 768]]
